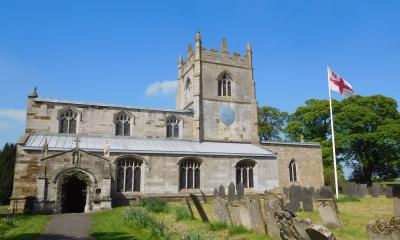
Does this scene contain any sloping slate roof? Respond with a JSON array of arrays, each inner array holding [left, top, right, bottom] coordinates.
[[23, 133, 275, 157]]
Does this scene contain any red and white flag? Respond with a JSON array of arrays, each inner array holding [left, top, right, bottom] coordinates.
[[327, 66, 355, 98]]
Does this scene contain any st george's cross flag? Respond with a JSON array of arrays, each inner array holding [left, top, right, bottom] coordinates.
[[327, 66, 355, 98]]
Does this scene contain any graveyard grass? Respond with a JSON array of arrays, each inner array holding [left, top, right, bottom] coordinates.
[[0, 213, 51, 240], [91, 196, 393, 240], [298, 196, 393, 240], [90, 202, 271, 240]]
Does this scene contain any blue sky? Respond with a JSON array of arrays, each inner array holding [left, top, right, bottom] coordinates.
[[0, 0, 399, 148]]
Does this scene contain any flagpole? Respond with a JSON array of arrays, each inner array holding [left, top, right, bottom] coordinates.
[[327, 65, 340, 199]]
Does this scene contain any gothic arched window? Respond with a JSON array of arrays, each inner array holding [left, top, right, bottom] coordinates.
[[116, 158, 142, 192], [289, 159, 297, 182], [235, 160, 255, 188], [184, 79, 192, 104], [115, 112, 131, 136], [179, 159, 201, 190], [218, 73, 232, 97], [59, 108, 78, 134], [166, 115, 180, 138]]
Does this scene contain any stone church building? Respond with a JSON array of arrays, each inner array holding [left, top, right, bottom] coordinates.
[[10, 33, 324, 213]]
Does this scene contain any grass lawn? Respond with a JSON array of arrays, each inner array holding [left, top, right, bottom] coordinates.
[[91, 196, 393, 240], [0, 205, 9, 212], [91, 202, 271, 240], [0, 214, 51, 240], [297, 196, 393, 240]]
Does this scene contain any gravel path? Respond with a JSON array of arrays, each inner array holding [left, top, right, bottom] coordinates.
[[36, 213, 95, 240]]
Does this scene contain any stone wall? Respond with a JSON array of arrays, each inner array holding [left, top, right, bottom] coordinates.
[[260, 142, 325, 190], [25, 97, 194, 139]]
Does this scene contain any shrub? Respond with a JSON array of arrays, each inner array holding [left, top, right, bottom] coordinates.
[[148, 217, 171, 240], [0, 215, 15, 236], [175, 207, 192, 221], [336, 196, 361, 203], [228, 225, 249, 235], [140, 197, 168, 213], [208, 222, 227, 231], [124, 208, 151, 228]]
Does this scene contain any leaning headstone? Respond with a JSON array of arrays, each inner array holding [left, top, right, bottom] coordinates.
[[394, 198, 400, 217], [264, 191, 285, 240], [386, 186, 393, 198], [358, 184, 368, 198], [246, 195, 267, 233], [237, 182, 244, 200], [184, 197, 195, 220], [238, 200, 251, 229], [275, 209, 301, 240], [213, 187, 219, 198], [366, 219, 400, 240], [302, 187, 315, 212], [285, 185, 301, 212], [200, 190, 208, 203], [189, 193, 209, 222], [306, 224, 337, 240], [292, 217, 312, 240], [343, 182, 357, 197], [370, 183, 381, 198], [228, 182, 236, 203], [214, 198, 232, 225], [316, 199, 340, 229], [218, 185, 225, 198]]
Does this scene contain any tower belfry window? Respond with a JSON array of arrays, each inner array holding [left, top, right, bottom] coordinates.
[[218, 73, 232, 97]]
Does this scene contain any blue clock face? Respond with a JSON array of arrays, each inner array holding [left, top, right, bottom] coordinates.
[[219, 106, 235, 125]]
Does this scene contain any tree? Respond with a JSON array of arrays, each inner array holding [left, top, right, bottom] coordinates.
[[258, 106, 288, 141], [335, 95, 400, 186], [285, 99, 344, 187], [0, 143, 17, 204]]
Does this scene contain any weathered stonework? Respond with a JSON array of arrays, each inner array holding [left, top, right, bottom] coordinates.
[[10, 33, 324, 213]]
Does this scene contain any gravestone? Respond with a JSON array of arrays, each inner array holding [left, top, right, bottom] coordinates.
[[246, 195, 267, 233], [317, 186, 334, 199], [386, 186, 393, 198], [213, 187, 219, 198], [343, 182, 357, 197], [200, 190, 207, 203], [237, 182, 244, 200], [184, 197, 195, 220], [264, 191, 285, 240], [238, 200, 252, 229], [392, 185, 400, 198], [394, 198, 400, 217], [285, 185, 301, 212], [292, 217, 312, 240], [316, 199, 340, 229], [228, 182, 236, 203], [302, 187, 314, 212], [189, 193, 209, 222], [306, 224, 337, 240], [275, 209, 301, 240], [357, 184, 368, 198], [214, 198, 232, 225], [229, 201, 242, 226], [218, 185, 225, 198], [366, 219, 400, 240], [370, 183, 381, 198]]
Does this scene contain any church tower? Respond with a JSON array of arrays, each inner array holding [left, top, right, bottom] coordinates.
[[176, 33, 259, 144]]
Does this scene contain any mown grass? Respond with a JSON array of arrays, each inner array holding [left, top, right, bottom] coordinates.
[[0, 213, 51, 240], [298, 196, 393, 240]]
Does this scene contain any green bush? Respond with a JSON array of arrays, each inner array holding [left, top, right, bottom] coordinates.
[[124, 208, 151, 228], [0, 215, 15, 236], [337, 196, 361, 203], [175, 207, 192, 221], [140, 197, 168, 213], [208, 222, 227, 231], [228, 225, 249, 235]]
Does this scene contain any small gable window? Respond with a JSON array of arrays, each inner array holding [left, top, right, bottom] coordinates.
[[218, 73, 232, 97], [59, 108, 78, 134], [115, 112, 131, 136], [166, 115, 181, 138], [289, 160, 297, 182]]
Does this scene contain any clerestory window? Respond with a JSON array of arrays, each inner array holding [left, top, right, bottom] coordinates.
[[59, 108, 78, 134], [166, 116, 180, 138], [115, 112, 131, 136]]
